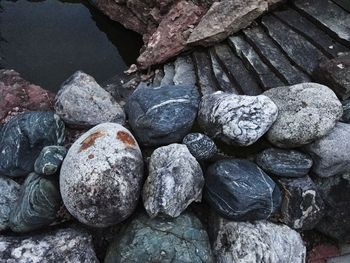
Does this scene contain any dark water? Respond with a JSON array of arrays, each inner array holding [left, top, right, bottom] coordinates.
[[0, 0, 143, 91]]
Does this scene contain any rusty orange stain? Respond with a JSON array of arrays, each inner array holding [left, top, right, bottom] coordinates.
[[79, 131, 105, 152], [117, 131, 136, 147]]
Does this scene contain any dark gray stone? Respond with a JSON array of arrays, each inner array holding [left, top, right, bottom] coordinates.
[[173, 56, 196, 86], [333, 0, 350, 12], [142, 144, 204, 218], [0, 112, 65, 178], [0, 176, 20, 231], [105, 212, 214, 263], [0, 227, 99, 262], [34, 146, 67, 176], [161, 63, 175, 86], [279, 176, 325, 230], [9, 173, 61, 233], [182, 133, 217, 161], [125, 84, 200, 146], [342, 98, 350, 123], [204, 159, 282, 221], [256, 148, 313, 178]]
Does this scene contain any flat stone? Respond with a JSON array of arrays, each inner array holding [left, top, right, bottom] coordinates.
[[212, 217, 306, 263], [0, 176, 20, 231], [204, 159, 282, 221], [0, 112, 65, 178], [264, 82, 343, 148], [126, 84, 200, 146], [228, 35, 284, 89], [279, 176, 325, 230], [198, 91, 278, 146], [304, 122, 350, 177], [314, 54, 350, 100], [182, 133, 217, 161], [105, 212, 214, 263], [256, 148, 313, 178], [60, 123, 144, 227], [173, 56, 196, 86], [142, 144, 204, 218], [244, 26, 310, 84], [261, 15, 328, 75], [9, 173, 61, 233], [0, 227, 98, 262], [55, 71, 125, 128], [34, 146, 67, 176]]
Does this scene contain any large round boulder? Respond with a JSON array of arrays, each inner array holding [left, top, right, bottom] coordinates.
[[60, 123, 143, 227]]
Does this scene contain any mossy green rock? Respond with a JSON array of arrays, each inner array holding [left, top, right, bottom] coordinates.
[[104, 212, 214, 263]]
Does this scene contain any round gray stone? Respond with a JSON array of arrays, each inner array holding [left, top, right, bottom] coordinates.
[[182, 133, 217, 161], [0, 176, 20, 231]]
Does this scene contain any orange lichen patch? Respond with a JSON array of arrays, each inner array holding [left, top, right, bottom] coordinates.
[[88, 154, 94, 159], [79, 131, 106, 152], [117, 131, 136, 147]]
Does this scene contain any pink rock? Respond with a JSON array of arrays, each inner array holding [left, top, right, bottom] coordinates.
[[0, 69, 54, 124]]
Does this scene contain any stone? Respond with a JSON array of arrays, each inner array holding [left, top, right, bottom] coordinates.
[[212, 217, 306, 263], [60, 123, 143, 227], [34, 146, 67, 175], [55, 71, 125, 128], [342, 98, 350, 123], [0, 176, 20, 231], [104, 212, 214, 263], [0, 112, 65, 178], [142, 144, 204, 218], [278, 176, 325, 230], [204, 159, 282, 221], [0, 69, 54, 125], [0, 227, 99, 262], [304, 122, 350, 178], [182, 133, 217, 161], [264, 83, 343, 148], [173, 56, 196, 86], [126, 84, 200, 146], [187, 0, 268, 46], [198, 91, 278, 146], [315, 173, 350, 242], [9, 173, 61, 233], [314, 55, 350, 100], [256, 148, 313, 178]]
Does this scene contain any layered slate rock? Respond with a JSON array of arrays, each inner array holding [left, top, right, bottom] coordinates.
[[315, 173, 350, 242], [182, 133, 217, 161], [55, 71, 125, 128], [105, 212, 214, 263], [0, 112, 65, 177], [256, 148, 313, 178], [204, 159, 282, 221], [279, 176, 325, 230], [304, 122, 350, 178], [264, 83, 343, 148], [314, 54, 350, 100], [126, 84, 200, 146], [9, 173, 61, 233], [60, 123, 143, 227], [0, 69, 54, 124], [198, 91, 278, 146], [0, 176, 20, 231], [0, 228, 98, 262], [34, 146, 67, 176], [143, 144, 204, 218], [212, 217, 306, 263]]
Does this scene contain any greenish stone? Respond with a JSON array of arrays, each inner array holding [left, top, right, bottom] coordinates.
[[104, 212, 214, 263], [34, 146, 67, 175]]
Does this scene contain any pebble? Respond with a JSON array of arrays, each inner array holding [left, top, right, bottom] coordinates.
[[182, 133, 217, 161], [198, 91, 278, 146], [0, 112, 65, 177], [0, 176, 20, 231], [264, 82, 343, 148], [142, 143, 204, 218], [60, 123, 144, 227], [34, 146, 67, 175]]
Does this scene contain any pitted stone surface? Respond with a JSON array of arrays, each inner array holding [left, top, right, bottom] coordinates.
[[0, 176, 20, 231]]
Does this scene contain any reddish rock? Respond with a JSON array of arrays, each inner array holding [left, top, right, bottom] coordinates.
[[0, 70, 54, 124], [308, 244, 340, 263]]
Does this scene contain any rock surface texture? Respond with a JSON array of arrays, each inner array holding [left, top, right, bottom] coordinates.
[[105, 212, 214, 263], [34, 146, 67, 176], [0, 176, 20, 231], [204, 159, 281, 221], [55, 71, 125, 128], [182, 133, 217, 161], [198, 91, 278, 146], [212, 217, 306, 263], [0, 228, 99, 263], [142, 144, 204, 218], [60, 123, 143, 227], [264, 83, 342, 148], [126, 84, 200, 146], [0, 112, 65, 177]]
